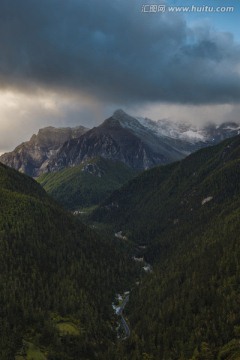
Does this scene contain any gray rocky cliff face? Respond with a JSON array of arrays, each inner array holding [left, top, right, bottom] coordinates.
[[0, 125, 88, 177], [47, 112, 172, 172]]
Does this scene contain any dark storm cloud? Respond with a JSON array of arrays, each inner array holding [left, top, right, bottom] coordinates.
[[0, 0, 239, 104]]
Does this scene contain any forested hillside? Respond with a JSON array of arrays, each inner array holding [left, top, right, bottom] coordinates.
[[38, 157, 137, 210], [92, 135, 240, 359], [0, 163, 137, 359], [94, 135, 240, 252], [2, 134, 240, 359]]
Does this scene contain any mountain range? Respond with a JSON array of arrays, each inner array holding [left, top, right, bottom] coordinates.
[[1, 109, 240, 177]]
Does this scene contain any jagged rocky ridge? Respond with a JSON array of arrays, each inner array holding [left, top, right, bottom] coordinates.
[[47, 110, 187, 172], [47, 109, 236, 172], [0, 125, 88, 177], [1, 109, 240, 175]]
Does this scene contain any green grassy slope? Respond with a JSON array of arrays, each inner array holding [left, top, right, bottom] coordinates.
[[38, 157, 137, 210], [0, 163, 137, 360], [92, 136, 240, 359]]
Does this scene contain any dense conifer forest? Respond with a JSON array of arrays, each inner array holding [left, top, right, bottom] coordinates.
[[38, 157, 137, 210], [0, 163, 137, 359], [2, 135, 240, 359], [92, 135, 240, 359]]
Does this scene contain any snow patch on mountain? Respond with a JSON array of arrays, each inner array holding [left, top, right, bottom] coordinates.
[[137, 116, 240, 144], [137, 116, 206, 143]]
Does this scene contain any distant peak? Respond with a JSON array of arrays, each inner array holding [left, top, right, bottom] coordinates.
[[112, 109, 139, 124], [103, 109, 147, 132], [113, 109, 128, 118], [101, 110, 133, 129]]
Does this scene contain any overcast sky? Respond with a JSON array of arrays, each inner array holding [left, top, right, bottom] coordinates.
[[0, 0, 240, 152]]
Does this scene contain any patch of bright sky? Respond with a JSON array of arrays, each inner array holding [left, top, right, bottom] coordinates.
[[140, 0, 239, 40], [168, 0, 240, 39]]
